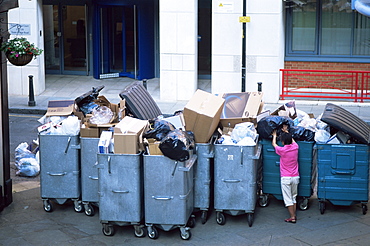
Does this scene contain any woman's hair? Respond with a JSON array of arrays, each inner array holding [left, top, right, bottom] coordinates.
[[280, 132, 293, 145]]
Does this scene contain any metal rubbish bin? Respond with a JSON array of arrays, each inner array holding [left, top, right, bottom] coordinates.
[[194, 143, 214, 224], [80, 137, 100, 216], [259, 139, 315, 210], [97, 153, 145, 237], [39, 134, 82, 213], [316, 144, 369, 215], [143, 154, 196, 240], [214, 143, 262, 227]]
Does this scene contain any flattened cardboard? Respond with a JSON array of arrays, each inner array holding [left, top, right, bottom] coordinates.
[[219, 92, 263, 127], [183, 89, 225, 143], [46, 100, 77, 116]]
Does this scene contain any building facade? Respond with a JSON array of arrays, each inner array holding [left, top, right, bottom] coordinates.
[[5, 0, 370, 103]]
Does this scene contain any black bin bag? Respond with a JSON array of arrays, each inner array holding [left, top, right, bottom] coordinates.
[[159, 129, 195, 162], [143, 119, 175, 141], [75, 85, 105, 116], [257, 116, 294, 139], [289, 126, 315, 141]]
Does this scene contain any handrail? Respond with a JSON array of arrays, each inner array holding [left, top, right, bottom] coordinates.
[[280, 69, 370, 102]]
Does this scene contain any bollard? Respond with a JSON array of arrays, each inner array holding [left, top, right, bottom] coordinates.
[[28, 75, 36, 106], [257, 82, 262, 92], [143, 79, 147, 90]]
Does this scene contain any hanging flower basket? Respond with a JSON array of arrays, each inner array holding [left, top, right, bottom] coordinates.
[[6, 52, 33, 66], [1, 37, 43, 67]]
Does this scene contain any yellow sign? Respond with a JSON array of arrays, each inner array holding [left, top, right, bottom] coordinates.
[[239, 16, 250, 23]]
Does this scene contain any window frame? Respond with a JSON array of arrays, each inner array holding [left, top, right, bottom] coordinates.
[[285, 0, 370, 63]]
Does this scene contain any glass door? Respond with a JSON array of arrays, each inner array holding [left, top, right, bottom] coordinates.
[[99, 5, 137, 79], [43, 5, 88, 75]]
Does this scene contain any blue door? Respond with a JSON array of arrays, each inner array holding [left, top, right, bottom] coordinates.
[[93, 1, 155, 80]]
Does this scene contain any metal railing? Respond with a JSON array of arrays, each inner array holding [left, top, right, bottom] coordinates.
[[280, 69, 370, 102]]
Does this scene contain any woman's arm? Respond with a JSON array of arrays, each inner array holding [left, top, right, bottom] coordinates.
[[272, 130, 278, 148]]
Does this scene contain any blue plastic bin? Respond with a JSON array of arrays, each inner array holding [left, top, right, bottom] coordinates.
[[316, 144, 369, 214], [259, 139, 315, 210]]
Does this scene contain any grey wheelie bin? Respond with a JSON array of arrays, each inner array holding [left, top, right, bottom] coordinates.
[[214, 143, 262, 227], [143, 154, 197, 240], [80, 137, 100, 216], [97, 153, 145, 237], [316, 143, 369, 215], [194, 143, 214, 224], [259, 139, 315, 210], [39, 134, 82, 213]]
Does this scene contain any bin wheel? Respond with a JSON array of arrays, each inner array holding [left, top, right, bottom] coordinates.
[[102, 224, 115, 236], [74, 202, 84, 213], [134, 226, 146, 238], [216, 212, 226, 225], [258, 195, 269, 207], [362, 204, 368, 215], [180, 229, 192, 240], [201, 211, 208, 224], [84, 204, 95, 216], [43, 200, 53, 213], [147, 226, 158, 239], [319, 201, 325, 214], [298, 198, 309, 211], [187, 215, 196, 228], [247, 213, 254, 227]]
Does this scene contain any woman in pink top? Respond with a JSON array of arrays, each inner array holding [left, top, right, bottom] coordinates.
[[272, 128, 299, 223]]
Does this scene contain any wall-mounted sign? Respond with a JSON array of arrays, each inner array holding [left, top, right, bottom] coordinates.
[[9, 24, 31, 35], [217, 2, 234, 13]]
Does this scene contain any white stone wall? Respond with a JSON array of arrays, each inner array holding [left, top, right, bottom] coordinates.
[[7, 0, 45, 96], [212, 0, 284, 103], [159, 0, 198, 101]]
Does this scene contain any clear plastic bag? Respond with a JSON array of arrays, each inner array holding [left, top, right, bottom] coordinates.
[[14, 142, 40, 177], [89, 106, 114, 124]]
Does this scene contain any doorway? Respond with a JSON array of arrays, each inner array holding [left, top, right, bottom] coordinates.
[[43, 4, 88, 75]]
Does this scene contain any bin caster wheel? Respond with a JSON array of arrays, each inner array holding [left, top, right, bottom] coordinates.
[[258, 195, 269, 207], [299, 198, 309, 211], [102, 224, 115, 236], [187, 215, 196, 228], [43, 200, 53, 213], [180, 229, 191, 240], [362, 204, 368, 215], [247, 213, 254, 227], [201, 211, 208, 224], [134, 226, 146, 238], [216, 211, 226, 225], [84, 204, 95, 216], [147, 226, 158, 239], [74, 200, 84, 213], [319, 201, 325, 214]]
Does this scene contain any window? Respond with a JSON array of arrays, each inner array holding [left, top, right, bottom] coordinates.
[[286, 0, 370, 61]]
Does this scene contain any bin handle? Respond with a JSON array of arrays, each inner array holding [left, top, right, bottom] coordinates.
[[112, 190, 129, 193], [222, 179, 241, 183], [89, 176, 98, 180], [64, 137, 72, 153], [251, 144, 262, 160], [47, 172, 67, 176], [108, 156, 111, 174], [275, 161, 280, 167], [152, 196, 173, 200], [332, 170, 354, 175]]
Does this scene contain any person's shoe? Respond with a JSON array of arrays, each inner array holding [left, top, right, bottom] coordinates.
[[284, 217, 296, 223]]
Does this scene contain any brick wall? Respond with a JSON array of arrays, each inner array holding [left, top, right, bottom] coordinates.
[[283, 61, 370, 90]]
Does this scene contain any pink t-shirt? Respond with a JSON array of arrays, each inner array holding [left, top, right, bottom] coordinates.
[[274, 142, 299, 177]]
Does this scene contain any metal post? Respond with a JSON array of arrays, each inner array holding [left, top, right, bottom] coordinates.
[[143, 79, 147, 90], [257, 82, 262, 92], [28, 75, 36, 106], [241, 0, 247, 92]]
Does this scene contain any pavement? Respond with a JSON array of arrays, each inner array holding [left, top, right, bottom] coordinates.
[[2, 74, 370, 245]]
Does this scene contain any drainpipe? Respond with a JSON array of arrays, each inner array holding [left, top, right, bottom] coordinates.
[[241, 0, 247, 92]]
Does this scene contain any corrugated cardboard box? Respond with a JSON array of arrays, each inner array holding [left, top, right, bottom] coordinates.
[[183, 89, 225, 143], [46, 100, 83, 118], [144, 138, 163, 155], [219, 92, 263, 128], [113, 116, 149, 154]]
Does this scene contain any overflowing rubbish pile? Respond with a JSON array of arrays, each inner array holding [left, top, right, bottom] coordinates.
[[24, 80, 369, 239]]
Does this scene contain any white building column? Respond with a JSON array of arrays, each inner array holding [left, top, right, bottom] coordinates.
[[211, 0, 284, 103], [245, 0, 284, 103], [211, 1, 243, 94], [7, 0, 45, 96], [159, 0, 198, 101]]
